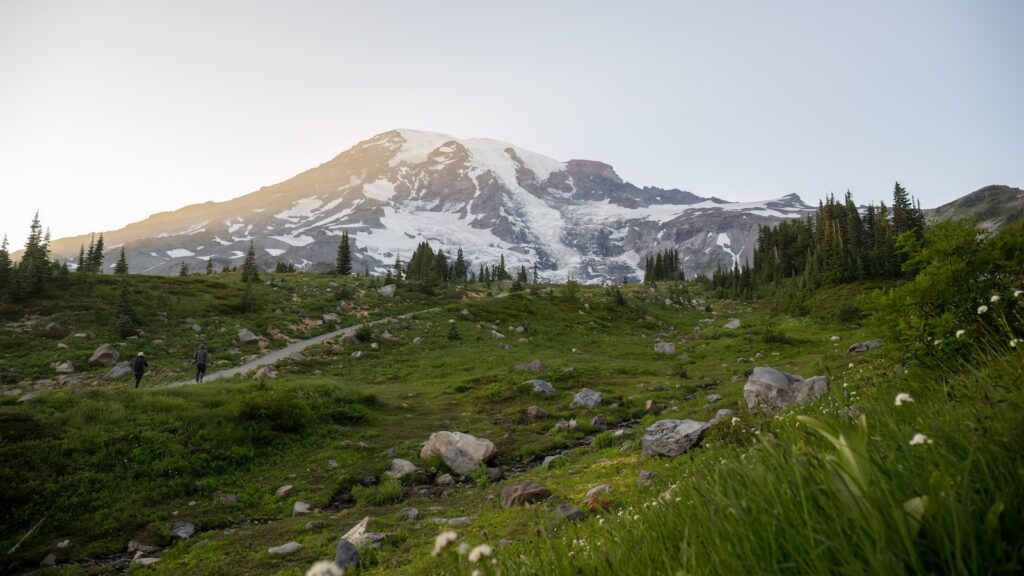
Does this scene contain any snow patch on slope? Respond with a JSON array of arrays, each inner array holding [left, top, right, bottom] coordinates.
[[166, 248, 195, 258], [363, 180, 396, 201], [275, 197, 323, 223]]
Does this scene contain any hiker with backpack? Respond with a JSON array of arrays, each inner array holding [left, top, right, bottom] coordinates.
[[192, 343, 208, 383], [131, 351, 148, 388]]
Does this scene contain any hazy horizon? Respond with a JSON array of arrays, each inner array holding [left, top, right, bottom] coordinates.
[[2, 0, 1022, 250]]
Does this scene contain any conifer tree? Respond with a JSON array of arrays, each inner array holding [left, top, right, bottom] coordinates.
[[85, 235, 96, 273], [393, 255, 403, 282], [0, 236, 10, 297], [496, 254, 508, 281], [532, 262, 539, 284], [205, 258, 214, 275], [90, 233, 105, 273], [114, 246, 128, 275], [452, 248, 467, 284], [241, 241, 260, 283], [17, 212, 49, 298], [179, 262, 189, 276], [336, 231, 352, 275], [516, 265, 528, 283], [114, 277, 140, 337]]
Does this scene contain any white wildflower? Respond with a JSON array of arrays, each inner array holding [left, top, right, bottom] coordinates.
[[956, 329, 965, 339], [894, 392, 914, 406], [909, 433, 933, 446], [431, 531, 458, 557], [934, 339, 942, 346], [730, 416, 740, 425], [990, 294, 1001, 303], [468, 544, 493, 563], [978, 305, 989, 314], [1014, 289, 1022, 298], [458, 542, 471, 556], [1011, 339, 1018, 348], [848, 363, 854, 368], [472, 571, 482, 576], [306, 561, 344, 576]]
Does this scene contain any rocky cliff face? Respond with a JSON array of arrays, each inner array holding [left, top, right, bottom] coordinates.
[[47, 129, 813, 282], [925, 185, 1024, 232]]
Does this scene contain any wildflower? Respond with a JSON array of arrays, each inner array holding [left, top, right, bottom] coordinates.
[[1011, 339, 1019, 348], [431, 531, 458, 557], [472, 571, 482, 576], [956, 329, 965, 339], [991, 294, 1001, 303], [848, 363, 854, 368], [978, 305, 989, 314], [730, 416, 740, 425], [458, 542, 471, 555], [1014, 290, 1022, 298], [934, 339, 942, 346], [894, 392, 914, 406], [306, 561, 344, 576], [468, 544, 493, 563], [909, 433, 933, 446]]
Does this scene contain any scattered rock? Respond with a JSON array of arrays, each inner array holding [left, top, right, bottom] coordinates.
[[56, 342, 68, 349], [436, 473, 455, 486], [570, 388, 602, 409], [304, 521, 324, 531], [387, 458, 420, 479], [44, 322, 64, 334], [447, 516, 472, 527], [590, 414, 607, 429], [490, 330, 505, 339], [40, 553, 56, 567], [556, 504, 586, 522], [654, 342, 676, 355], [253, 366, 277, 380], [128, 537, 160, 554], [638, 470, 656, 487], [170, 521, 196, 540], [523, 379, 555, 395], [847, 339, 883, 354], [708, 408, 735, 426], [360, 475, 378, 487], [525, 405, 548, 422], [499, 539, 513, 548], [515, 325, 525, 333], [275, 485, 293, 498], [16, 394, 36, 404], [341, 332, 360, 345], [190, 323, 202, 333], [268, 541, 302, 556], [420, 431, 496, 476], [571, 347, 583, 354], [413, 337, 423, 345], [238, 329, 259, 344], [568, 418, 578, 429], [541, 455, 563, 469], [322, 313, 341, 323], [57, 539, 70, 549], [706, 394, 722, 403], [830, 336, 841, 342], [105, 361, 132, 380], [370, 342, 380, 350], [88, 344, 119, 367], [399, 507, 419, 521], [377, 284, 397, 298], [53, 360, 75, 374], [334, 538, 361, 569], [293, 501, 311, 516], [724, 318, 742, 330], [645, 399, 664, 415], [514, 359, 547, 372], [585, 484, 612, 498], [351, 351, 363, 358], [554, 420, 570, 431], [641, 419, 710, 457], [220, 494, 239, 504], [73, 333, 90, 339], [500, 480, 551, 508], [498, 343, 512, 350], [486, 467, 503, 482], [743, 367, 830, 413]]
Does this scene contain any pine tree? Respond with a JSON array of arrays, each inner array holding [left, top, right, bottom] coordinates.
[[516, 265, 527, 283], [0, 236, 10, 297], [241, 240, 260, 283], [85, 235, 96, 273], [496, 254, 508, 281], [179, 262, 189, 276], [336, 231, 352, 275], [393, 255, 403, 282], [453, 248, 467, 284], [91, 233, 105, 273], [532, 262, 539, 284], [114, 277, 140, 337], [114, 246, 128, 275], [205, 258, 214, 275], [17, 212, 48, 298]]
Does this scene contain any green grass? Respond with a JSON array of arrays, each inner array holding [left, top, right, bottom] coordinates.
[[0, 276, 1020, 575]]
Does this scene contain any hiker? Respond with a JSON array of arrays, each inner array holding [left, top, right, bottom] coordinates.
[[131, 351, 148, 388], [193, 343, 208, 383]]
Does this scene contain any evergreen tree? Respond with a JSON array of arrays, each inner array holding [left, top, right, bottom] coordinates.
[[114, 246, 128, 275], [76, 244, 86, 273], [205, 258, 214, 275], [241, 240, 260, 283], [516, 265, 528, 283], [336, 231, 352, 275], [179, 262, 189, 276], [90, 233, 105, 273], [17, 212, 49, 298], [532, 262, 539, 284], [113, 278, 140, 337], [0, 236, 10, 297], [393, 255, 403, 282], [452, 248, 467, 284], [496, 254, 509, 281], [85, 235, 96, 273]]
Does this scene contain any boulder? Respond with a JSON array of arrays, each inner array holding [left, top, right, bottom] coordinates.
[[323, 313, 341, 323], [170, 521, 195, 540], [724, 318, 742, 330], [847, 339, 883, 354], [54, 360, 75, 374], [275, 484, 293, 498], [292, 501, 311, 516], [87, 344, 119, 367], [514, 359, 547, 372], [500, 480, 551, 508], [447, 516, 472, 526], [238, 329, 259, 344], [525, 379, 555, 394], [419, 431, 496, 476], [641, 419, 710, 457], [105, 361, 133, 380], [378, 284, 397, 298], [638, 470, 656, 487], [387, 458, 420, 479], [586, 484, 612, 498], [743, 367, 830, 413], [268, 541, 302, 556], [334, 538, 361, 569], [436, 473, 455, 486], [525, 405, 548, 422], [590, 413, 608, 429], [708, 408, 735, 426], [706, 394, 722, 403], [654, 342, 676, 355], [44, 322, 64, 334], [253, 366, 277, 380], [570, 388, 602, 409], [490, 330, 505, 339], [556, 504, 586, 522], [399, 507, 419, 520]]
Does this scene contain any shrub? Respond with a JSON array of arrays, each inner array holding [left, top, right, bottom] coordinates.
[[233, 390, 311, 435], [352, 475, 403, 506], [355, 324, 372, 342], [590, 431, 616, 450]]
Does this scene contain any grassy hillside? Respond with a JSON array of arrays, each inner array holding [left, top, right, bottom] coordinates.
[[0, 275, 1020, 575]]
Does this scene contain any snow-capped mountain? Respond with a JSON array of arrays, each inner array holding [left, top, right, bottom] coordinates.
[[47, 129, 813, 282]]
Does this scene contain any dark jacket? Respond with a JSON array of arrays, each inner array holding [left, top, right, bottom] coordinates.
[[195, 348, 208, 365], [131, 356, 148, 373]]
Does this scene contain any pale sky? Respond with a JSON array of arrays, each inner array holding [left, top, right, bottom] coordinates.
[[2, 0, 1022, 250]]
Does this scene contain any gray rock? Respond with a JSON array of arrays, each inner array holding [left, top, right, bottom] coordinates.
[[556, 504, 586, 522], [57, 539, 70, 549], [641, 419, 710, 457], [73, 333, 89, 338], [351, 350, 363, 358], [54, 360, 75, 374], [706, 394, 722, 403], [419, 431, 496, 476], [847, 339, 883, 354], [499, 539, 513, 548], [105, 361, 133, 380], [292, 501, 311, 516], [253, 366, 276, 380], [88, 344, 119, 367], [413, 337, 423, 345], [40, 553, 56, 567], [275, 484, 293, 498], [170, 521, 196, 539], [490, 330, 505, 339], [334, 538, 361, 569], [514, 359, 547, 372], [128, 538, 160, 554], [525, 405, 548, 422], [220, 494, 239, 504], [378, 284, 397, 298], [16, 394, 36, 403], [654, 342, 676, 355], [190, 323, 202, 333], [436, 473, 455, 486], [447, 516, 472, 527], [44, 322, 64, 334], [830, 335, 841, 342], [590, 413, 608, 429], [328, 459, 338, 469], [486, 467, 503, 482], [238, 329, 259, 344], [137, 557, 160, 567], [500, 480, 551, 508], [743, 367, 830, 413], [399, 507, 419, 520], [638, 470, 656, 487], [268, 541, 302, 556], [553, 420, 570, 431], [570, 388, 602, 409], [370, 342, 379, 350], [541, 455, 563, 469], [586, 484, 612, 498], [708, 408, 735, 426], [724, 318, 742, 330], [323, 313, 341, 323], [525, 379, 555, 394]]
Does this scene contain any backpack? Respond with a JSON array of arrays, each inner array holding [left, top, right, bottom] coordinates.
[[132, 356, 146, 372]]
